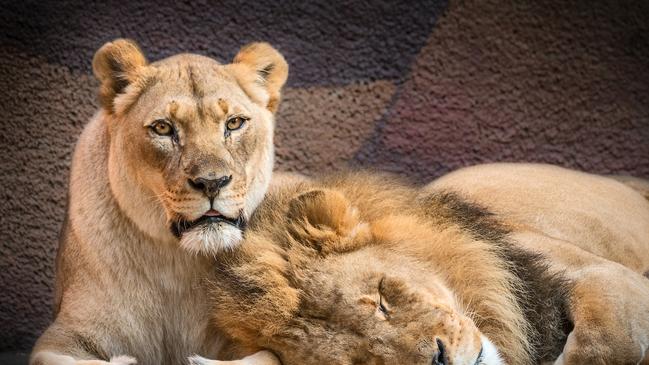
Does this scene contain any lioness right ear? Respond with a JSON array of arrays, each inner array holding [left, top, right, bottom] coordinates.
[[230, 42, 288, 113], [287, 189, 371, 255], [92, 39, 148, 112]]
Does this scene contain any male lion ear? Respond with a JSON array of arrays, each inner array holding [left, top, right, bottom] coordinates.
[[230, 42, 288, 113], [92, 39, 148, 112], [287, 189, 371, 255]]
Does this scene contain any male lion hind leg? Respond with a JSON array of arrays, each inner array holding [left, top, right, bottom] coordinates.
[[552, 266, 649, 365], [511, 232, 649, 365], [31, 352, 136, 365], [189, 351, 280, 365], [608, 175, 649, 201]]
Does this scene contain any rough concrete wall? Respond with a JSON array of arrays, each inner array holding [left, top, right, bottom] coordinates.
[[1, 0, 648, 352]]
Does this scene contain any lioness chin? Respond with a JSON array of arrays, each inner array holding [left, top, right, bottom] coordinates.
[[31, 39, 287, 365], [204, 164, 649, 365]]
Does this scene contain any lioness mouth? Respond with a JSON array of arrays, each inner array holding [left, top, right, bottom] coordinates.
[[171, 210, 246, 238]]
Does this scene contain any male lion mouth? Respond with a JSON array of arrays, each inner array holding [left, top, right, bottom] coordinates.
[[171, 210, 246, 238]]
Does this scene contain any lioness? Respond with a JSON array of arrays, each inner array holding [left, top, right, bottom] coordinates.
[[200, 164, 649, 365], [31, 39, 287, 365]]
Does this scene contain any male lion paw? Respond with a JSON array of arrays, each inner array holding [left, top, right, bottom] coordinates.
[[555, 267, 649, 365], [553, 327, 648, 365], [188, 351, 280, 365]]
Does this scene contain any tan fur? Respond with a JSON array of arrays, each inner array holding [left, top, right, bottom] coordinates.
[[430, 163, 649, 365], [31, 39, 288, 365], [208, 173, 512, 364], [610, 175, 649, 201], [207, 165, 649, 365]]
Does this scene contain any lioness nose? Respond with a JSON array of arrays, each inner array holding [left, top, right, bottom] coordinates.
[[188, 175, 232, 197]]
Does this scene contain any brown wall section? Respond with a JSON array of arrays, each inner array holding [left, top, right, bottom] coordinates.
[[1, 0, 648, 351]]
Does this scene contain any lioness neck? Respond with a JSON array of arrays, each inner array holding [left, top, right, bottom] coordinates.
[[59, 113, 221, 363]]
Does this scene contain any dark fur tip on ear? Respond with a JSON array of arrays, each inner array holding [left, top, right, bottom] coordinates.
[[92, 39, 147, 112], [233, 42, 288, 113]]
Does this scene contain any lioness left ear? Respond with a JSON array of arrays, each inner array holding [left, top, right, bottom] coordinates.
[[287, 189, 371, 255], [230, 42, 289, 113]]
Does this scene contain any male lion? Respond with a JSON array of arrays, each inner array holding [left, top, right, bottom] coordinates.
[[199, 164, 649, 365], [31, 39, 287, 365]]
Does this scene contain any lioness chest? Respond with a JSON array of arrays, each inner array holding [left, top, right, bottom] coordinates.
[[76, 239, 223, 365]]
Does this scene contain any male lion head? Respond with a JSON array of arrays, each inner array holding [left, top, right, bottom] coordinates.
[[92, 39, 287, 254], [209, 189, 504, 365]]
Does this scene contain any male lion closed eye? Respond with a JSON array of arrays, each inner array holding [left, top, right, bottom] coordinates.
[[31, 39, 287, 365], [203, 164, 649, 365]]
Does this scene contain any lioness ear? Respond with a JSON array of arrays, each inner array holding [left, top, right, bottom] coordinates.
[[92, 39, 148, 112], [231, 42, 288, 113], [287, 190, 371, 255]]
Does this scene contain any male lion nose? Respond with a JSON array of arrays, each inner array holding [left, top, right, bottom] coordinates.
[[188, 175, 232, 198], [432, 338, 448, 365]]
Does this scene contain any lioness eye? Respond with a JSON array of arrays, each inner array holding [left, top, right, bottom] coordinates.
[[226, 116, 246, 131], [151, 120, 173, 136]]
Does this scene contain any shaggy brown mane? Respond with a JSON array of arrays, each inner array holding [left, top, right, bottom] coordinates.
[[420, 191, 573, 362], [207, 173, 590, 365], [213, 253, 268, 301]]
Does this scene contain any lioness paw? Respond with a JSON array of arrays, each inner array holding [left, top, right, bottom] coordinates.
[[76, 355, 136, 365], [32, 352, 137, 365], [188, 355, 216, 365], [107, 356, 137, 365], [188, 351, 280, 365]]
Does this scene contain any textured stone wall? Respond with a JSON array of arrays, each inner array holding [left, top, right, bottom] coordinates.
[[1, 0, 648, 352]]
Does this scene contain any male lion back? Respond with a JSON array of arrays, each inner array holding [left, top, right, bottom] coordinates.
[[610, 175, 649, 201], [611, 175, 649, 281]]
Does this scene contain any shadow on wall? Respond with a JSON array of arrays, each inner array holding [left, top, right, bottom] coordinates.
[[1, 0, 648, 353]]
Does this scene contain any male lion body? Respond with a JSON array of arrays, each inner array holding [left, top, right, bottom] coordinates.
[[31, 40, 288, 365], [203, 164, 649, 365]]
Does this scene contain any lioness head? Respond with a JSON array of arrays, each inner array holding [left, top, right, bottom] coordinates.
[[209, 190, 504, 365], [92, 39, 287, 254]]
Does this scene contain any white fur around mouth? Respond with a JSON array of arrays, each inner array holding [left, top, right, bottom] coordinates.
[[178, 221, 244, 256]]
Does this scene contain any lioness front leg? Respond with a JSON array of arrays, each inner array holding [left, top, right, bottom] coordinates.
[[189, 351, 281, 365], [30, 322, 137, 365], [32, 352, 136, 365], [554, 265, 649, 365]]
